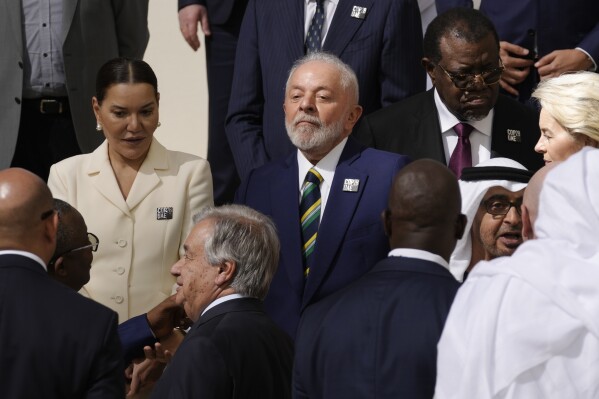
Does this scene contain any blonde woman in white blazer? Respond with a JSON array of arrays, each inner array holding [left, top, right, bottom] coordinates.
[[48, 58, 213, 322]]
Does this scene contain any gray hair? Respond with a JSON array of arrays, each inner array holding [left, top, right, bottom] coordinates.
[[532, 71, 599, 144], [285, 52, 359, 103], [193, 205, 280, 300]]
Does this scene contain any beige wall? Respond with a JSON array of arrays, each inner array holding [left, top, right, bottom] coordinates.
[[145, 2, 209, 158]]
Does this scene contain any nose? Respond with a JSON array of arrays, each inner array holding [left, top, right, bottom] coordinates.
[[503, 204, 522, 227], [299, 95, 316, 113], [534, 135, 545, 153], [128, 114, 141, 132], [171, 258, 183, 277]]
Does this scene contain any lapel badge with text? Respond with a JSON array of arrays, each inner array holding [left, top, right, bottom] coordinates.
[[506, 129, 521, 143], [157, 207, 173, 220], [343, 178, 360, 192], [350, 6, 368, 19]]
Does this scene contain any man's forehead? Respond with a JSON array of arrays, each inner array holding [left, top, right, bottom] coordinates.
[[483, 186, 526, 200]]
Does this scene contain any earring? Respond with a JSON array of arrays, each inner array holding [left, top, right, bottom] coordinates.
[[96, 123, 102, 131], [157, 121, 161, 127]]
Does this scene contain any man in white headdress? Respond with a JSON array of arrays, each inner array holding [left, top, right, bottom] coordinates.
[[436, 147, 599, 398], [449, 157, 533, 281]]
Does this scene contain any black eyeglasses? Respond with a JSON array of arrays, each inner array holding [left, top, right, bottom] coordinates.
[[481, 197, 522, 216], [437, 59, 505, 90], [51, 232, 99, 265]]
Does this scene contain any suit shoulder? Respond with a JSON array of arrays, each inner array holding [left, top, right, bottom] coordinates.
[[363, 91, 432, 122]]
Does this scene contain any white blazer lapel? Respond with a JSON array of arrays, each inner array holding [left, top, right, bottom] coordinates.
[[125, 138, 165, 211], [88, 142, 131, 217]]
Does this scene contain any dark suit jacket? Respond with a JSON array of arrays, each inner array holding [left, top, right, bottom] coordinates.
[[235, 138, 411, 338], [118, 314, 155, 365], [354, 89, 544, 171], [436, 0, 599, 102], [151, 298, 293, 399], [293, 256, 460, 399], [226, 0, 425, 179], [0, 254, 123, 398]]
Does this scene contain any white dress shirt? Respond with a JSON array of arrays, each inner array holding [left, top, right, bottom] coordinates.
[[434, 89, 494, 166], [297, 137, 347, 221]]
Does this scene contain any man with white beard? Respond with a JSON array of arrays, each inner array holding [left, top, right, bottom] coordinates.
[[236, 52, 411, 339]]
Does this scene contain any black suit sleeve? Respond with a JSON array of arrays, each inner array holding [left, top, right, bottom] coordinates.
[[87, 312, 125, 399], [154, 337, 233, 398]]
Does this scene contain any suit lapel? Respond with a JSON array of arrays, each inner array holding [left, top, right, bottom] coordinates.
[[278, 0, 305, 62], [270, 154, 306, 298], [418, 91, 446, 163], [125, 139, 165, 211], [490, 95, 517, 159], [88, 142, 131, 217], [61, 0, 78, 43], [302, 140, 367, 305], [323, 0, 374, 54]]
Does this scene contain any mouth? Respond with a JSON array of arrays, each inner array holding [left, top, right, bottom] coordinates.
[[122, 136, 146, 144], [462, 96, 489, 107], [497, 232, 522, 248]]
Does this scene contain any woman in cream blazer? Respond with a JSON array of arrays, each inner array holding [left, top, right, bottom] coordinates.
[[48, 58, 213, 322]]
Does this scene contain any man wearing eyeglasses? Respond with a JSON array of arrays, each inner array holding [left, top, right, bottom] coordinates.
[[448, 157, 533, 281], [48, 199, 99, 291], [354, 8, 543, 174]]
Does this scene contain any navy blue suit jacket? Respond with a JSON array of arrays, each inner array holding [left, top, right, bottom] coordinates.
[[0, 254, 123, 398], [436, 0, 599, 102], [293, 256, 460, 399], [226, 0, 424, 179], [236, 138, 411, 338], [354, 90, 544, 171], [151, 298, 293, 399]]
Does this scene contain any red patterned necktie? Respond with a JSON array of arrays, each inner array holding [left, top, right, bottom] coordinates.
[[448, 123, 474, 178]]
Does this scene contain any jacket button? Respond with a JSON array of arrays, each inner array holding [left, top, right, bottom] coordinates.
[[116, 267, 125, 275], [117, 239, 127, 247], [115, 296, 124, 304], [15, 98, 21, 104], [18, 61, 23, 69]]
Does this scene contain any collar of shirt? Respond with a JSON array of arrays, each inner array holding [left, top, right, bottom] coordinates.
[[434, 88, 494, 165], [304, 0, 339, 45], [388, 248, 450, 272], [297, 137, 347, 218], [0, 250, 47, 271], [201, 293, 246, 317]]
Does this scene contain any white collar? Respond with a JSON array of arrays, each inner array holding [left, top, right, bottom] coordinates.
[[434, 88, 494, 137], [388, 248, 450, 271], [201, 293, 246, 317]]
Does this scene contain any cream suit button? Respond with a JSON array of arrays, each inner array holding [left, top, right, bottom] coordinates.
[[116, 267, 125, 275], [115, 296, 124, 304], [117, 240, 127, 247]]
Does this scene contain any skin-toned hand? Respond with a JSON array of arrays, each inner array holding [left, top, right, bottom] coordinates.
[[498, 41, 534, 96], [146, 294, 188, 339], [535, 49, 594, 80], [143, 342, 174, 364], [178, 4, 211, 51], [126, 358, 165, 397]]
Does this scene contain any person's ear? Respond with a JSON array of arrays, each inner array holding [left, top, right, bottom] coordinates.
[[455, 213, 467, 240], [52, 256, 68, 277], [215, 261, 236, 286], [422, 57, 436, 86], [92, 97, 101, 121]]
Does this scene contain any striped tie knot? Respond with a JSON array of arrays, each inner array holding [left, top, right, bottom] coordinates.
[[300, 168, 323, 277]]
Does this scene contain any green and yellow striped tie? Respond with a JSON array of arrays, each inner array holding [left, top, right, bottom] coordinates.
[[300, 168, 323, 277]]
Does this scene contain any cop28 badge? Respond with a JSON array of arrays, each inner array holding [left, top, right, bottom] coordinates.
[[350, 6, 368, 19], [343, 179, 360, 192], [157, 207, 173, 220]]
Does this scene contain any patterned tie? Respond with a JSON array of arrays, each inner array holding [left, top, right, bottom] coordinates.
[[300, 168, 323, 277], [305, 0, 325, 53], [448, 123, 474, 178]]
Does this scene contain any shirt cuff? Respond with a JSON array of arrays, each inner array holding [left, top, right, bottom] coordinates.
[[575, 47, 597, 72]]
